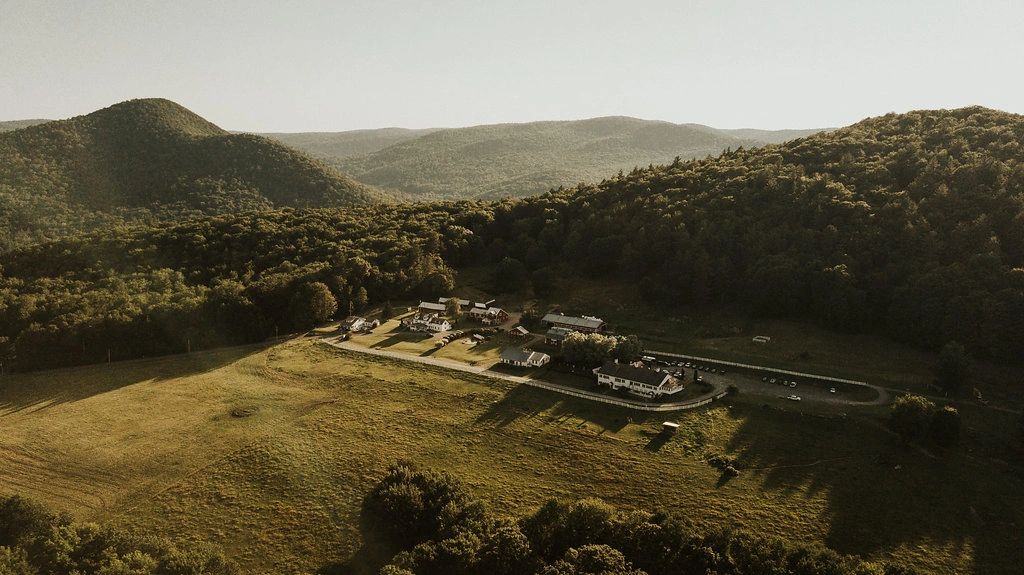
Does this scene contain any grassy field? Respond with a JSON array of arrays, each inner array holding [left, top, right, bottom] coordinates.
[[1, 339, 1021, 574]]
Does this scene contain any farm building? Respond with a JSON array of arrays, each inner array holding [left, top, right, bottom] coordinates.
[[542, 313, 606, 333], [509, 325, 530, 337], [594, 361, 684, 398], [340, 316, 367, 332], [500, 347, 551, 368], [544, 326, 575, 346], [438, 297, 496, 311], [417, 301, 447, 317], [407, 314, 452, 333], [467, 306, 509, 325]]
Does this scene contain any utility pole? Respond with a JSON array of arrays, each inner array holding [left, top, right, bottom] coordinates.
[[107, 348, 111, 363], [187, 338, 191, 354]]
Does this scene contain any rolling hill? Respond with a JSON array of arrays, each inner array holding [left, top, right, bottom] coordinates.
[[263, 126, 442, 160], [0, 119, 51, 132], [0, 98, 385, 251], [2, 106, 1022, 372], [266, 117, 825, 199]]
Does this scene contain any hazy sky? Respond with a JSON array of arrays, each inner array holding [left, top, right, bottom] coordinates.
[[2, 0, 1022, 132]]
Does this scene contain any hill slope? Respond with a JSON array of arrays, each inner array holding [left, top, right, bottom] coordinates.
[[272, 117, 825, 199], [0, 119, 51, 132], [262, 127, 442, 159], [490, 106, 1024, 361], [1, 107, 1021, 370], [0, 99, 385, 251]]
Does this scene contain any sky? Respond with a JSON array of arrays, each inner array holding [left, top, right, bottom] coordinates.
[[1, 0, 1022, 132]]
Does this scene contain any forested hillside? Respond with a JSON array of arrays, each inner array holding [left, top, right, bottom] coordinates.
[[291, 117, 824, 199], [1, 106, 1021, 371], [0, 119, 50, 132], [0, 99, 385, 251], [487, 106, 1024, 362], [263, 127, 442, 160]]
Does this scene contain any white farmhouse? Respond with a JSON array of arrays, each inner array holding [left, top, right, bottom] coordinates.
[[594, 361, 684, 398], [500, 347, 551, 368]]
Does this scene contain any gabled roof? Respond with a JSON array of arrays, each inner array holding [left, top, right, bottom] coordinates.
[[501, 347, 548, 364], [418, 302, 447, 312], [596, 362, 671, 387], [545, 326, 574, 339], [542, 313, 605, 330], [510, 326, 530, 335], [439, 297, 495, 308]]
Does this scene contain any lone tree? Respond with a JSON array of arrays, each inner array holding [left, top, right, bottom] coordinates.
[[930, 405, 962, 447], [890, 394, 936, 442], [445, 295, 463, 321], [936, 341, 971, 394], [290, 281, 338, 329]]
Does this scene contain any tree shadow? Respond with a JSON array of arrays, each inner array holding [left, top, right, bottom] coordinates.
[[0, 343, 268, 416], [644, 432, 671, 452], [722, 404, 1024, 573]]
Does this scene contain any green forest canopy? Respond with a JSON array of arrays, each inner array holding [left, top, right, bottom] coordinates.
[[0, 99, 386, 251], [0, 106, 1022, 372]]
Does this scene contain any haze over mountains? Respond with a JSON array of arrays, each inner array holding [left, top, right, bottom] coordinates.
[[0, 98, 383, 250], [265, 118, 826, 199]]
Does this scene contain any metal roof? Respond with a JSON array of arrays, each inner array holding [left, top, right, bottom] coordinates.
[[596, 362, 671, 387], [542, 313, 605, 330]]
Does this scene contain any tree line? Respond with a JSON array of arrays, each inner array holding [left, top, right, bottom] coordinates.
[[0, 496, 235, 574], [2, 107, 1023, 372], [359, 462, 917, 575]]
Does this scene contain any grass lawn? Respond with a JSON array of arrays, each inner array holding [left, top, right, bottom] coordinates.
[[1, 339, 1021, 574]]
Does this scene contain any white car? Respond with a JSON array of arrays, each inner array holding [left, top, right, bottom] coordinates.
[[786, 394, 801, 401], [829, 387, 837, 394]]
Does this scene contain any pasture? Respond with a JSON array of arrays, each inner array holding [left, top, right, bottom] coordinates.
[[0, 339, 1021, 574]]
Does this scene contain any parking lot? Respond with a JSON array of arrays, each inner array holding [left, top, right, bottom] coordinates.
[[642, 355, 888, 407]]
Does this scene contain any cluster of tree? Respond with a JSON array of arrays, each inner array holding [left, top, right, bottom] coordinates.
[[360, 462, 917, 575], [3, 106, 1024, 373], [0, 495, 235, 574], [560, 332, 643, 369], [0, 98, 384, 252], [477, 107, 1024, 363], [889, 395, 962, 447], [0, 206, 473, 371]]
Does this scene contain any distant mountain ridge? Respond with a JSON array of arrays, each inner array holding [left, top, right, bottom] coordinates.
[[264, 116, 825, 199], [0, 119, 52, 132], [0, 98, 385, 251]]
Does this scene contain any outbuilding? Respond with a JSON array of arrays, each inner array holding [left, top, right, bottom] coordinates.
[[500, 347, 551, 368]]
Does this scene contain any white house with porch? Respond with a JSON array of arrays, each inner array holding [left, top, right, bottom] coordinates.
[[594, 361, 684, 398]]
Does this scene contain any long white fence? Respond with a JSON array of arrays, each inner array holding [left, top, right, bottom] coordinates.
[[646, 349, 871, 387], [522, 378, 729, 412]]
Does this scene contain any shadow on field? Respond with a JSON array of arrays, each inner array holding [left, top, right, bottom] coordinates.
[[0, 344, 266, 416], [722, 404, 1024, 574], [475, 384, 659, 434]]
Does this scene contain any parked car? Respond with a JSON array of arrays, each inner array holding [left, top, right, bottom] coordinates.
[[641, 355, 656, 362], [787, 394, 801, 401], [769, 378, 777, 384], [829, 387, 837, 394], [762, 376, 769, 382], [788, 382, 797, 388]]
